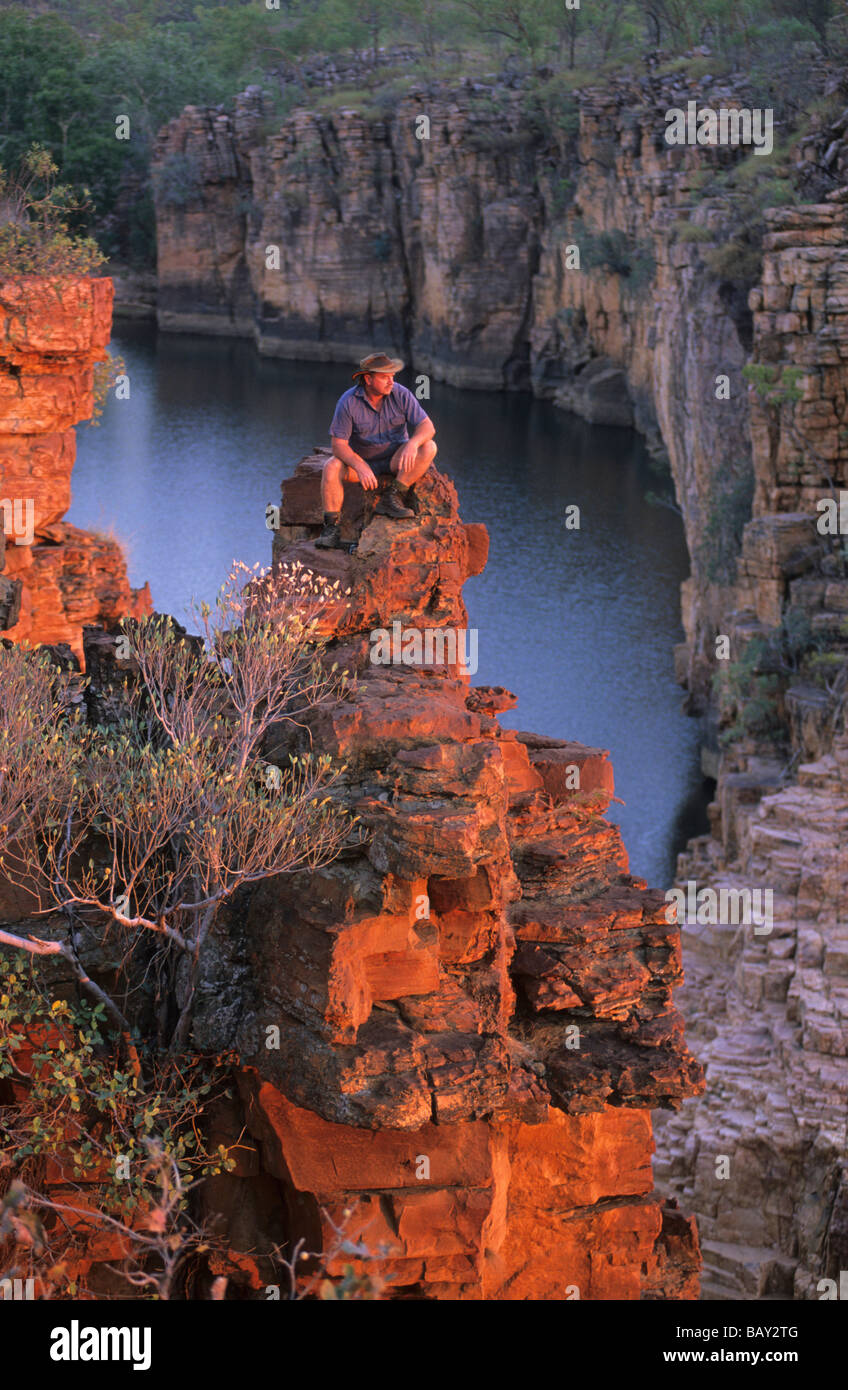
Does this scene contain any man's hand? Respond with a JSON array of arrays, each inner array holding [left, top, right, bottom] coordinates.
[[352, 459, 378, 490], [395, 441, 418, 477]]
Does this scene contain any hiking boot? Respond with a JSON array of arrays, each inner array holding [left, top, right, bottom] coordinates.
[[315, 516, 342, 549], [402, 485, 421, 515], [375, 482, 415, 519]]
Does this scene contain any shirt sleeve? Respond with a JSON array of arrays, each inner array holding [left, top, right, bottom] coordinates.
[[398, 385, 429, 430], [329, 395, 352, 440]]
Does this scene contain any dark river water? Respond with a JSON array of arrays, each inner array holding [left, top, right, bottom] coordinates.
[[69, 322, 709, 887]]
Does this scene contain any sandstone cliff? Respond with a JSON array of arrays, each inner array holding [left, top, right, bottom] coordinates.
[[0, 447, 704, 1299], [150, 72, 770, 689], [179, 453, 703, 1299], [653, 196, 848, 1300], [143, 66, 848, 1295], [0, 276, 151, 658]]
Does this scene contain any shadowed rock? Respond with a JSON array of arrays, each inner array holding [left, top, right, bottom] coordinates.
[[187, 451, 704, 1299]]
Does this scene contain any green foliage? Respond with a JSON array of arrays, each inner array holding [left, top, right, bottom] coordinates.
[[0, 563, 355, 1295], [0, 954, 237, 1223], [693, 154, 798, 290], [152, 153, 205, 210], [454, 0, 550, 60], [742, 362, 804, 405], [697, 468, 755, 586], [89, 351, 126, 426], [672, 220, 715, 243], [572, 219, 656, 291], [521, 72, 580, 149], [714, 608, 824, 745], [653, 54, 718, 81], [746, 18, 825, 122], [548, 174, 576, 219], [464, 126, 537, 154], [371, 231, 393, 261], [0, 143, 105, 276], [0, 8, 242, 265], [719, 669, 784, 745], [0, 0, 841, 269], [806, 649, 848, 688]]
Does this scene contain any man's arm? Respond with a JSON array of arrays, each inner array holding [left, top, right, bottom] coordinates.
[[330, 436, 379, 490], [328, 396, 379, 491], [394, 411, 434, 474], [409, 415, 435, 443]]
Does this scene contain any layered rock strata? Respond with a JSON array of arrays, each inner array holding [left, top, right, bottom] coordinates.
[[150, 74, 848, 1293], [0, 276, 151, 656], [188, 452, 704, 1299], [150, 71, 777, 686], [653, 199, 848, 1300]]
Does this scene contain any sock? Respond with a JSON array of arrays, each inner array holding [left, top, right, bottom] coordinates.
[[323, 511, 340, 525]]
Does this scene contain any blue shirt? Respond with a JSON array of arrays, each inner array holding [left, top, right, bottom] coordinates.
[[329, 382, 429, 462]]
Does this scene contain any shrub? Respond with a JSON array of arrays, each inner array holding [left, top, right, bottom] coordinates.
[[0, 957, 237, 1299], [151, 151, 205, 209], [742, 362, 804, 406], [697, 468, 756, 586], [0, 144, 104, 277], [714, 609, 823, 746], [0, 561, 359, 1297], [521, 73, 580, 148], [693, 159, 798, 291], [465, 125, 537, 155], [372, 231, 393, 261], [548, 174, 576, 218], [672, 220, 715, 243], [573, 219, 656, 290], [89, 350, 126, 426], [0, 564, 352, 1053]]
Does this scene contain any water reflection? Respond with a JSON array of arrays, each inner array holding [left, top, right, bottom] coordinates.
[[69, 323, 709, 885]]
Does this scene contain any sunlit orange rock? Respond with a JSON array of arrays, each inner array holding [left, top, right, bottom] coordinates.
[[190, 452, 705, 1299], [0, 276, 151, 658]]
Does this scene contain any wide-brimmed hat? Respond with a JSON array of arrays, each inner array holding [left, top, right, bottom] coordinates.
[[352, 352, 404, 380]]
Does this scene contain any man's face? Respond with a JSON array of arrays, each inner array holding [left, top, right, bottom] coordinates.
[[364, 371, 395, 397]]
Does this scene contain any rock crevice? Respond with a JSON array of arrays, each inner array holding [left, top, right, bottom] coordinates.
[[189, 451, 704, 1298], [0, 276, 151, 656]]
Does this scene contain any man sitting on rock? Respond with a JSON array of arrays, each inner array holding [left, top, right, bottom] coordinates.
[[315, 352, 437, 549]]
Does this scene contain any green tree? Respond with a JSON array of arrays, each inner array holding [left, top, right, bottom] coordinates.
[[0, 143, 104, 276], [0, 15, 86, 168], [0, 562, 352, 1052], [457, 0, 552, 61]]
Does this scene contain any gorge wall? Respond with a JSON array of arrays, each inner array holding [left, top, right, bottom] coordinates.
[[0, 276, 151, 658], [149, 67, 848, 1298], [150, 69, 790, 695], [652, 197, 848, 1300], [0, 437, 705, 1298], [188, 452, 704, 1299], [3, 57, 843, 1297]]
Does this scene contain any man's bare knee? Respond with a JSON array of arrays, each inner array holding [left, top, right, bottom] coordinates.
[[417, 438, 436, 470]]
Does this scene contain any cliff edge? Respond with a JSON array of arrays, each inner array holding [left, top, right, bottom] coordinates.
[[0, 276, 151, 658], [186, 452, 705, 1299]]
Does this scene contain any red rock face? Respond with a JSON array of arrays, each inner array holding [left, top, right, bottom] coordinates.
[[195, 451, 704, 1299], [0, 276, 151, 659]]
